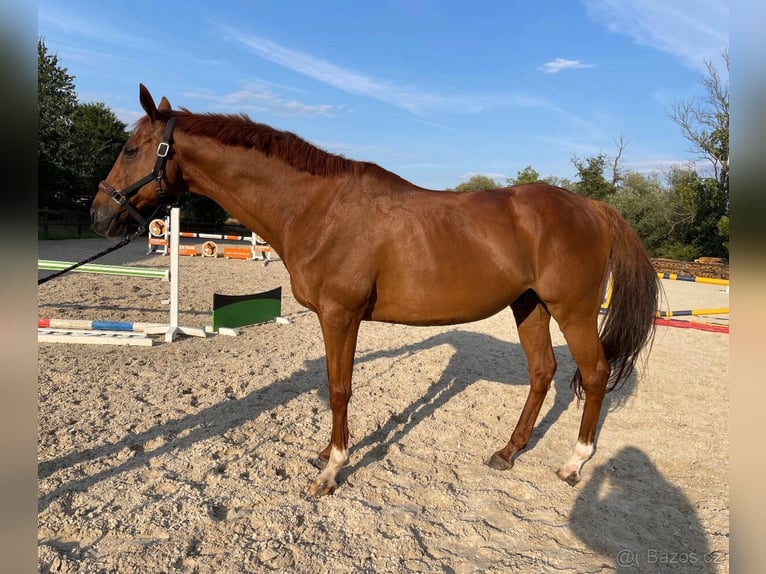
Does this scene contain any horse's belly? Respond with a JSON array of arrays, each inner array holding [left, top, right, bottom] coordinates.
[[368, 276, 522, 326]]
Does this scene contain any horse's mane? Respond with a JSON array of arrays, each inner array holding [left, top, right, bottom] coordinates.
[[146, 110, 370, 177]]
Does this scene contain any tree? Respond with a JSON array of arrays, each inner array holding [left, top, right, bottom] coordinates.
[[70, 102, 129, 207], [571, 153, 616, 201], [38, 38, 78, 209], [450, 175, 498, 192], [541, 175, 575, 190], [668, 49, 729, 201], [507, 165, 542, 185], [608, 171, 672, 256], [662, 166, 728, 259], [665, 165, 699, 238], [609, 136, 627, 187], [717, 215, 729, 253], [690, 176, 728, 257], [571, 138, 626, 200]]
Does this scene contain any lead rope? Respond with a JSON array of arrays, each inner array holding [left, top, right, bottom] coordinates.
[[37, 207, 165, 286]]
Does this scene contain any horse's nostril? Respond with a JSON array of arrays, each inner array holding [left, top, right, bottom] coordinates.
[[90, 208, 102, 227]]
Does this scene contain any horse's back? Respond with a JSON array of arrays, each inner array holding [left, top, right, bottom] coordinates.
[[389, 183, 609, 270], [360, 183, 610, 324]]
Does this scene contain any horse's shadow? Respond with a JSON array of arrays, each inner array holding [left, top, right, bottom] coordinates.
[[39, 327, 637, 511], [342, 329, 636, 480], [569, 446, 717, 572]]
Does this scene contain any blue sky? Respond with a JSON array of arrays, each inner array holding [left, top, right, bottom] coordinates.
[[38, 1, 728, 190]]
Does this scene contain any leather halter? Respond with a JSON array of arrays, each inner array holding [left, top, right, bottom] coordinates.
[[97, 117, 176, 226]]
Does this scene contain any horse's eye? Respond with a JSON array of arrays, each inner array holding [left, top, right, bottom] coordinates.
[[123, 145, 138, 158]]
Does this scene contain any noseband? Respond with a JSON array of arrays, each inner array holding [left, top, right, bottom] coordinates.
[[97, 117, 176, 226]]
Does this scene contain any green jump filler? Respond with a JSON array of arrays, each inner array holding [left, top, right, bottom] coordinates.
[[211, 287, 282, 331]]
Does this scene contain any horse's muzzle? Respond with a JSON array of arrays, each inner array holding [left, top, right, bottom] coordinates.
[[90, 206, 127, 238]]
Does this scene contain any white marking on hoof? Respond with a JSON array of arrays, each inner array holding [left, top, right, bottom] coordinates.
[[307, 447, 348, 497], [558, 441, 594, 483]]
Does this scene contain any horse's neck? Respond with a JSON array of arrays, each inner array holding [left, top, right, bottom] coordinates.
[[174, 135, 338, 260]]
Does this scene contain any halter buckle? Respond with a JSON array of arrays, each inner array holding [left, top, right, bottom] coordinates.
[[98, 181, 129, 206], [157, 142, 170, 158], [112, 190, 130, 206]]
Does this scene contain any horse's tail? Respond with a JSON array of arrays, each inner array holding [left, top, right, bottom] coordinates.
[[571, 201, 660, 398]]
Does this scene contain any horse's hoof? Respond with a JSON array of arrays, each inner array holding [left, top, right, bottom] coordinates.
[[307, 477, 337, 497], [555, 468, 581, 486], [486, 452, 513, 471]]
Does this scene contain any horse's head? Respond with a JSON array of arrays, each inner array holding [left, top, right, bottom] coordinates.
[[91, 84, 187, 237]]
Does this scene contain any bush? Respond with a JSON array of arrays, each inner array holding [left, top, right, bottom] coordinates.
[[655, 242, 699, 262]]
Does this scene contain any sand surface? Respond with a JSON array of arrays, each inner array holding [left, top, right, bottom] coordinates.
[[38, 238, 729, 573]]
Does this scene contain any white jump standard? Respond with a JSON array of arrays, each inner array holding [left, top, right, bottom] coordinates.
[[38, 207, 206, 346]]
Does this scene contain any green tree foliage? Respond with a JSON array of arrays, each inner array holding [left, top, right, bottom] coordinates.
[[38, 39, 129, 215], [608, 171, 672, 256], [449, 175, 498, 192], [38, 38, 78, 209], [507, 165, 542, 185], [541, 175, 575, 189], [571, 153, 616, 201], [689, 176, 728, 257], [662, 166, 727, 259], [506, 166, 574, 190], [604, 166, 728, 260], [70, 102, 129, 206], [717, 215, 729, 252]]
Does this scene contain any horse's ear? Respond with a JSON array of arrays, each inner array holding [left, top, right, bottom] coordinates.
[[158, 96, 172, 113], [139, 83, 159, 121]]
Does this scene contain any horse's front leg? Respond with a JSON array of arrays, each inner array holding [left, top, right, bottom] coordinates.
[[308, 305, 363, 497]]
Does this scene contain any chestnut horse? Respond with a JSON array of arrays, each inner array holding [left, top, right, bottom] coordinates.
[[91, 85, 658, 496]]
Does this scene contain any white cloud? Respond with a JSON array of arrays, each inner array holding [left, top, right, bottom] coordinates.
[[222, 27, 445, 113], [581, 0, 728, 72], [221, 26, 558, 116], [540, 58, 594, 74], [184, 83, 336, 117]]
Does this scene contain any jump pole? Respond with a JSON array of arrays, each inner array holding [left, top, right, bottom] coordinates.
[[37, 328, 154, 346], [656, 272, 729, 286], [37, 261, 169, 280], [655, 308, 729, 318], [37, 207, 206, 345]]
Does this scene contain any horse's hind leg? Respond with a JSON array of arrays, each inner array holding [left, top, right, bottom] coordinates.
[[554, 317, 610, 486], [488, 290, 557, 470]]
